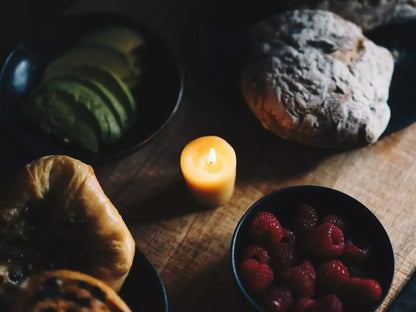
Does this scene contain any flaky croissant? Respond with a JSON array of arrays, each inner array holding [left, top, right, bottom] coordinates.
[[0, 155, 135, 292]]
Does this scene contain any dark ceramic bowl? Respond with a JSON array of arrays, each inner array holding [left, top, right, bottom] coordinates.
[[231, 185, 394, 312], [120, 247, 168, 312], [0, 12, 183, 163]]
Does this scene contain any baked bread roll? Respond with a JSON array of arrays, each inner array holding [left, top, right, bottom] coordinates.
[[241, 10, 394, 147], [266, 0, 416, 31], [11, 270, 131, 312], [0, 155, 135, 291]]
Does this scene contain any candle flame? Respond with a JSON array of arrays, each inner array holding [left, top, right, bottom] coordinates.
[[208, 147, 216, 165]]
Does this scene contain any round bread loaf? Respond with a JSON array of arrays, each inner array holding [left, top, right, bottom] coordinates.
[[11, 270, 131, 312], [0, 155, 135, 292], [267, 0, 416, 30], [241, 10, 394, 148]]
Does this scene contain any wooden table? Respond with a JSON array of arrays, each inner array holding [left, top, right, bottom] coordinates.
[[1, 1, 416, 311]]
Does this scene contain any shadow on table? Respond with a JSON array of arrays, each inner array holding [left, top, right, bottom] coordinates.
[[232, 131, 339, 184], [169, 251, 252, 312], [122, 179, 211, 224]]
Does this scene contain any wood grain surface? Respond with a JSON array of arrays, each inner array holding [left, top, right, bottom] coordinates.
[[1, 1, 415, 311]]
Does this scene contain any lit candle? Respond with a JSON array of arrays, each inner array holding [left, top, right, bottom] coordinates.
[[180, 136, 237, 207]]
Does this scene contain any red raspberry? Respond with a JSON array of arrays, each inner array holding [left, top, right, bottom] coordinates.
[[315, 294, 343, 312], [339, 277, 382, 307], [290, 298, 316, 312], [262, 286, 293, 312], [302, 223, 345, 258], [241, 245, 270, 264], [239, 258, 274, 294], [250, 212, 283, 245], [294, 203, 318, 234], [341, 240, 370, 266], [282, 228, 296, 246], [322, 214, 346, 233], [281, 261, 316, 297], [270, 242, 296, 271], [317, 260, 349, 290]]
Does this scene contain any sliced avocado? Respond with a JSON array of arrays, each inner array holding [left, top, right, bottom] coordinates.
[[21, 90, 99, 153], [48, 45, 139, 87], [80, 25, 146, 56], [41, 70, 130, 131], [79, 25, 146, 87], [76, 43, 144, 88], [42, 64, 137, 125], [41, 78, 122, 143]]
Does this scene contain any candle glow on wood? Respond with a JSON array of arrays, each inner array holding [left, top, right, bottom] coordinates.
[[180, 136, 236, 207]]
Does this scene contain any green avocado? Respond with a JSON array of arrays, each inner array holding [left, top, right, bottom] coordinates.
[[41, 79, 122, 143], [80, 25, 146, 56], [41, 69, 130, 131], [42, 64, 137, 125], [48, 44, 140, 87], [79, 25, 146, 87], [21, 90, 99, 153]]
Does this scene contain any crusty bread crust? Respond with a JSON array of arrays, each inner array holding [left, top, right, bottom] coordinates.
[[241, 10, 393, 147], [0, 155, 135, 291]]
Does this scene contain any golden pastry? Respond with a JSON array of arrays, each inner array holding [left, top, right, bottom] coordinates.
[[11, 270, 132, 312], [0, 155, 135, 292]]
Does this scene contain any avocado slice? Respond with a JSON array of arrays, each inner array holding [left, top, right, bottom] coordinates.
[[80, 25, 146, 57], [41, 69, 130, 131], [79, 25, 146, 87], [21, 90, 100, 153], [48, 45, 140, 87], [42, 64, 137, 125], [41, 78, 122, 143]]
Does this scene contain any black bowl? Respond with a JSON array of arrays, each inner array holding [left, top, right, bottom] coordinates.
[[120, 247, 168, 312], [0, 12, 183, 163], [231, 185, 394, 312]]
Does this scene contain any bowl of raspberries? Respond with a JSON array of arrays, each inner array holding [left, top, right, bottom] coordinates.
[[231, 185, 394, 312]]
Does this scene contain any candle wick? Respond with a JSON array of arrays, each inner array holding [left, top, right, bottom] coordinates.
[[208, 147, 216, 166]]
